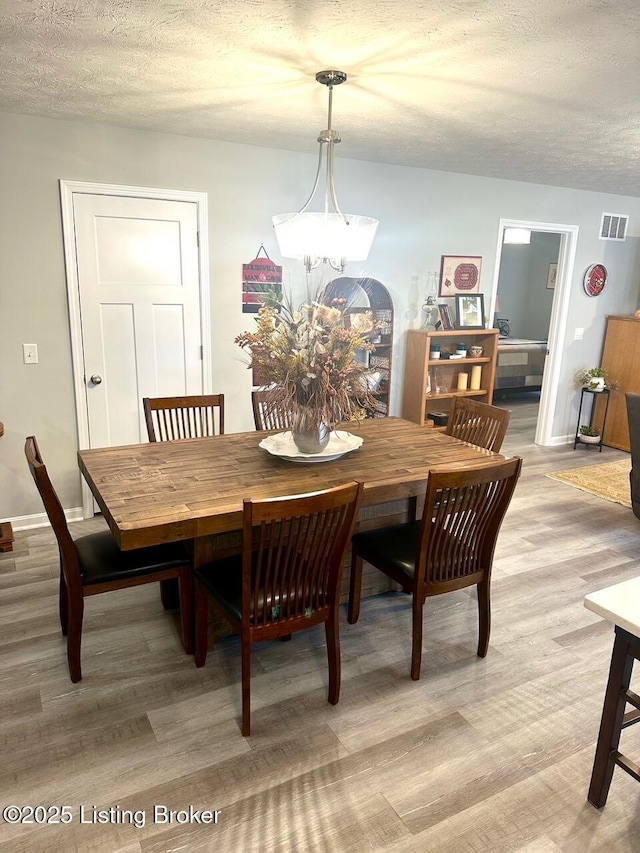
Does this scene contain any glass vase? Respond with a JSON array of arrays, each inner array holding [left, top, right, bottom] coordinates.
[[291, 407, 330, 454]]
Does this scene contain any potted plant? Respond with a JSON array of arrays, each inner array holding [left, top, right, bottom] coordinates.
[[578, 425, 602, 444], [575, 367, 608, 392]]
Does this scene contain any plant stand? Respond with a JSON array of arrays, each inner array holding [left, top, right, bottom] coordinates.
[[574, 387, 610, 452]]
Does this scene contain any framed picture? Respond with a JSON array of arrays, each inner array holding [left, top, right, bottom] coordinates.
[[455, 293, 485, 330], [438, 255, 482, 297], [546, 263, 557, 290], [438, 303, 454, 331]]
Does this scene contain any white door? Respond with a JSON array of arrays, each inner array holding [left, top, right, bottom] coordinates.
[[72, 193, 204, 448], [491, 218, 579, 446]]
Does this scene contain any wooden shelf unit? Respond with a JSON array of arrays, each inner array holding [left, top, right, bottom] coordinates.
[[401, 328, 499, 427]]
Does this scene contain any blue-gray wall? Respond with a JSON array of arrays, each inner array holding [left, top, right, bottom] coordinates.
[[2, 110, 640, 519], [497, 232, 561, 340]]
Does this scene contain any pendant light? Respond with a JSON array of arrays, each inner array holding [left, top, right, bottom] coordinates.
[[273, 70, 378, 273]]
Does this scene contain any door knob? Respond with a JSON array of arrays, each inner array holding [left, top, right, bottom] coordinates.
[[89, 374, 102, 385]]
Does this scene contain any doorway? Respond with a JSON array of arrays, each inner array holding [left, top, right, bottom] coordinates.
[[490, 219, 579, 446], [60, 181, 212, 517]]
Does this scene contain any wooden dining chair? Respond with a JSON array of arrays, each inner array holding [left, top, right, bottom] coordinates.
[[25, 436, 193, 682], [348, 457, 522, 680], [625, 392, 640, 519], [194, 481, 364, 736], [143, 394, 224, 442], [445, 397, 511, 453], [251, 389, 293, 431]]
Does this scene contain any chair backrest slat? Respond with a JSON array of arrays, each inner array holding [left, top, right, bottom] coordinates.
[[243, 483, 363, 627], [143, 395, 224, 441], [252, 390, 293, 431], [418, 458, 522, 588], [445, 398, 511, 453]]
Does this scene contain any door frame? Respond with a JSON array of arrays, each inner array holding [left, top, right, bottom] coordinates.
[[60, 180, 212, 516], [491, 218, 579, 446]]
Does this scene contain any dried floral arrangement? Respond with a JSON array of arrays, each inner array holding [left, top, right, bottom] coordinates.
[[235, 291, 378, 428]]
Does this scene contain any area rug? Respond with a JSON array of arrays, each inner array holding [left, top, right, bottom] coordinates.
[[546, 459, 632, 508]]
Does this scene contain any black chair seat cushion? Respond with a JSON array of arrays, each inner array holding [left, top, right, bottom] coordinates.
[[195, 555, 325, 624], [352, 521, 421, 584], [353, 520, 482, 588], [75, 531, 189, 586]]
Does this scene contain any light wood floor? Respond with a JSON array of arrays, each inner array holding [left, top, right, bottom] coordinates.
[[2, 400, 640, 853]]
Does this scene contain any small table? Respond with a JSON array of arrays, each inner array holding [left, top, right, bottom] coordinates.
[[574, 387, 610, 452], [584, 577, 640, 807]]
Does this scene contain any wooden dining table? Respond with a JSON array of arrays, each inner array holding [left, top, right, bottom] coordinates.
[[78, 417, 502, 575]]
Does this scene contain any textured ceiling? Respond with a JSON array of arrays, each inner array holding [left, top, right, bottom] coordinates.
[[2, 0, 640, 196]]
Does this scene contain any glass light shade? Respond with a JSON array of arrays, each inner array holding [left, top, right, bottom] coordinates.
[[503, 227, 531, 245], [273, 212, 379, 262]]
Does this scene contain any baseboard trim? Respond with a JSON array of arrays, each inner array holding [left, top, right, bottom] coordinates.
[[6, 507, 85, 532], [544, 434, 575, 447]]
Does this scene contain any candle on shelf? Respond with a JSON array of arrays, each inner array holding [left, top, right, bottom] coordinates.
[[470, 365, 482, 390], [457, 372, 469, 391]]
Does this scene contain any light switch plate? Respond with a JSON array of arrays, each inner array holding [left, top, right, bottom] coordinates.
[[574, 328, 584, 341], [23, 343, 38, 364]]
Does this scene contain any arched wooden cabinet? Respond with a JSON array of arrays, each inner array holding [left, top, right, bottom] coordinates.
[[322, 277, 394, 418]]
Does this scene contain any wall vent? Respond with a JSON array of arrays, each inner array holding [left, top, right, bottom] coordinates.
[[600, 212, 628, 241]]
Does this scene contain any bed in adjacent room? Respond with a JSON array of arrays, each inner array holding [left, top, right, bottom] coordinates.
[[494, 337, 547, 397]]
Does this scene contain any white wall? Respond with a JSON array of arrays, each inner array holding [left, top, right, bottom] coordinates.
[[2, 110, 640, 521]]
